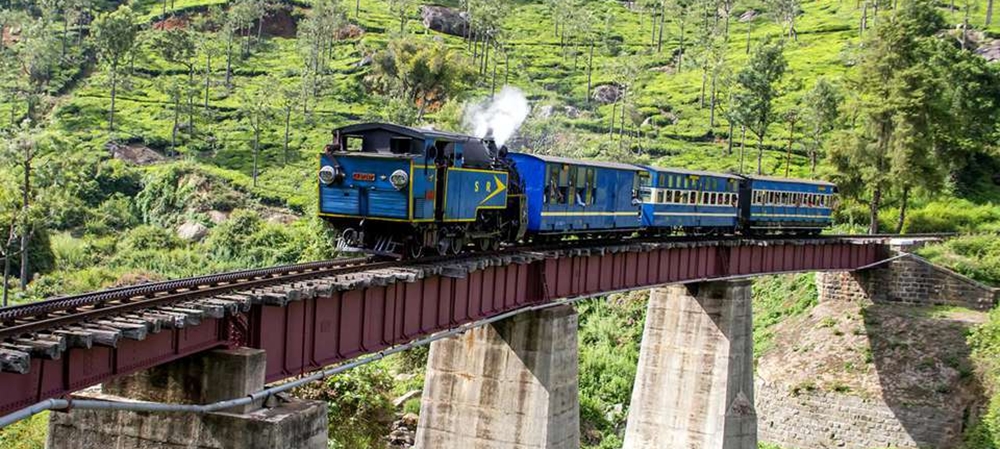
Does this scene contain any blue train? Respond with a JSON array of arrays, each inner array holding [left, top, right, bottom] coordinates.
[[318, 123, 837, 257]]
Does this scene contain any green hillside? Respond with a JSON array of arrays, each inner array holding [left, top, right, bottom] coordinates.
[[2, 0, 1000, 447]]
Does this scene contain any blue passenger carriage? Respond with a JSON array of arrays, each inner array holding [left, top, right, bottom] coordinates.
[[507, 154, 645, 235], [639, 167, 741, 233], [742, 176, 837, 234]]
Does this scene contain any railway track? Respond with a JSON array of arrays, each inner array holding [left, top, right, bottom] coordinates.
[[0, 232, 949, 360]]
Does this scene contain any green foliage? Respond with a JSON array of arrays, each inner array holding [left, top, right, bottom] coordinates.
[[966, 307, 1000, 448], [904, 200, 1000, 234], [0, 411, 48, 449], [295, 363, 396, 449], [577, 293, 646, 448], [917, 235, 1000, 286], [753, 274, 819, 359], [368, 38, 474, 119], [732, 38, 787, 174], [120, 225, 183, 253]]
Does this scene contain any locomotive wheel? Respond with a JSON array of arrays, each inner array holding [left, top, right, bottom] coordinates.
[[478, 239, 490, 252], [450, 237, 465, 256], [409, 242, 425, 259], [436, 238, 450, 256]]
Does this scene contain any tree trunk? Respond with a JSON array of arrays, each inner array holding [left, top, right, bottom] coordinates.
[[868, 184, 881, 234], [739, 125, 747, 173], [284, 107, 291, 165], [19, 153, 30, 290], [204, 54, 212, 113], [726, 116, 734, 155], [61, 15, 69, 59], [491, 51, 498, 98], [163, 0, 167, 20], [657, 3, 666, 51], [109, 61, 118, 132], [356, 0, 361, 18], [709, 70, 718, 127], [2, 243, 10, 307], [745, 20, 752, 54], [619, 88, 627, 138], [172, 95, 180, 152], [226, 31, 234, 87], [587, 40, 595, 103], [785, 122, 794, 178], [610, 101, 618, 136], [252, 130, 260, 187], [678, 23, 685, 69], [756, 133, 764, 175], [188, 67, 195, 134], [895, 186, 909, 234], [988, 0, 995, 26], [699, 66, 707, 108], [861, 2, 867, 34]]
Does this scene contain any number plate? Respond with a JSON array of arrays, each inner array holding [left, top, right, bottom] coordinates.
[[353, 172, 376, 181]]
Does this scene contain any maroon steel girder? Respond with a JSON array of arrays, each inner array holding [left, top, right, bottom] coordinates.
[[0, 239, 885, 416]]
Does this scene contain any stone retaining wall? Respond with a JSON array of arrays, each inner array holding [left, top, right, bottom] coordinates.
[[755, 381, 965, 449], [817, 254, 998, 310]]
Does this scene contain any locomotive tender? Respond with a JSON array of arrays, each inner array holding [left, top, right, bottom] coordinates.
[[318, 123, 836, 257]]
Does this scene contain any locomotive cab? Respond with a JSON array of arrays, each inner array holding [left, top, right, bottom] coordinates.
[[318, 123, 519, 257]]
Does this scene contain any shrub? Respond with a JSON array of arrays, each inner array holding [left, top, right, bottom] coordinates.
[[120, 225, 183, 253], [917, 235, 1000, 286], [294, 364, 395, 449], [903, 200, 1000, 234]]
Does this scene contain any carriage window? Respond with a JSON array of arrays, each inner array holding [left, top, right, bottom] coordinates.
[[690, 192, 698, 204], [545, 164, 560, 204], [559, 166, 573, 205], [656, 191, 665, 203], [585, 168, 596, 205]]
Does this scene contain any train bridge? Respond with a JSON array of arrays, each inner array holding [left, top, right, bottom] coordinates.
[[0, 235, 920, 448]]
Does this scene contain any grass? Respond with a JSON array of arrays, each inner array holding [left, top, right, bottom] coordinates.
[[917, 235, 1000, 287], [752, 273, 819, 359]]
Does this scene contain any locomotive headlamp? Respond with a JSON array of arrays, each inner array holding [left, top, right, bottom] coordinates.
[[390, 170, 409, 190], [319, 165, 337, 185]]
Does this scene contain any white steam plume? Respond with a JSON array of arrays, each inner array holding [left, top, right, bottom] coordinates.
[[463, 86, 530, 146]]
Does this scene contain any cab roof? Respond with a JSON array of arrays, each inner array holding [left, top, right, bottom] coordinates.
[[335, 122, 485, 143]]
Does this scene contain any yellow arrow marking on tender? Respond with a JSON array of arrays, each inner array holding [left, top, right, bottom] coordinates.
[[480, 175, 507, 205]]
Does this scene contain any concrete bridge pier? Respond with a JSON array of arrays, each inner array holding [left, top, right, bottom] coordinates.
[[415, 305, 580, 449], [623, 281, 757, 449], [47, 347, 328, 449]]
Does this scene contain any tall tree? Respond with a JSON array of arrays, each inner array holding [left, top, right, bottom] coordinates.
[[368, 38, 473, 119], [802, 78, 842, 174], [732, 39, 786, 174], [12, 16, 60, 120], [153, 29, 197, 134], [91, 5, 138, 133], [238, 87, 273, 187], [388, 0, 416, 33], [770, 0, 800, 40], [829, 0, 949, 234], [666, 0, 695, 69]]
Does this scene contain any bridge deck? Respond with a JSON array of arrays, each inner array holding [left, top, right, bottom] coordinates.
[[0, 237, 889, 417]]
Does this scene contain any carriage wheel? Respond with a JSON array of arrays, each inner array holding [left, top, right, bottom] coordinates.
[[478, 238, 491, 252]]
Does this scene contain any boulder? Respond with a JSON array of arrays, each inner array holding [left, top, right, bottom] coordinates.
[[177, 221, 209, 242], [592, 84, 623, 104], [563, 105, 581, 118], [420, 5, 469, 37], [739, 9, 759, 22], [207, 210, 229, 224], [976, 39, 1000, 63], [106, 142, 165, 165], [393, 390, 422, 408], [536, 104, 555, 118]]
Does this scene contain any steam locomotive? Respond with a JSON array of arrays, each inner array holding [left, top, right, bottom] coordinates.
[[318, 123, 837, 258]]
